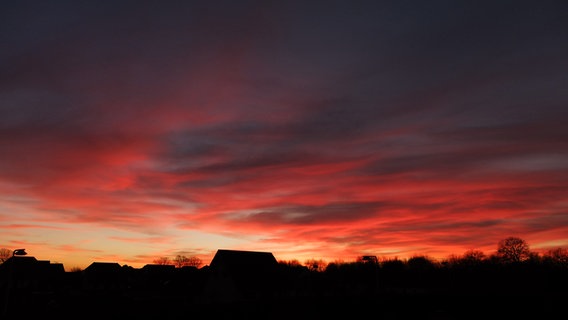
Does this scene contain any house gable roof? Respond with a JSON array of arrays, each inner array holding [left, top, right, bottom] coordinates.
[[210, 249, 278, 273], [84, 262, 122, 273]]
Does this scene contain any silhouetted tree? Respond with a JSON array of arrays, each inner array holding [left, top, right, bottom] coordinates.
[[454, 249, 487, 269], [279, 259, 302, 267], [406, 255, 438, 288], [304, 258, 327, 272], [153, 256, 171, 265], [356, 255, 378, 264], [186, 256, 203, 268], [0, 248, 11, 263], [444, 253, 461, 267], [497, 237, 531, 263], [462, 249, 486, 263], [381, 257, 405, 271], [174, 255, 199, 268], [377, 257, 408, 289], [526, 251, 542, 264], [543, 247, 568, 267], [407, 255, 437, 271]]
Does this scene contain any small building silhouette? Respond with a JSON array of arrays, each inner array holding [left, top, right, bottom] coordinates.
[[202, 249, 280, 302], [141, 263, 176, 273], [0, 255, 65, 317], [139, 263, 176, 290], [82, 262, 126, 291], [0, 255, 65, 288], [84, 261, 122, 273], [210, 249, 278, 272]]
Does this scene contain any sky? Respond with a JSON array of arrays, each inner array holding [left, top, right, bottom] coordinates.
[[1, 0, 567, 270]]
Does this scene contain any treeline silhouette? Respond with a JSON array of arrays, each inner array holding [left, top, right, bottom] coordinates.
[[1, 237, 566, 319]]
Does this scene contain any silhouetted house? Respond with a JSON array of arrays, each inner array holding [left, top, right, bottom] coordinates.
[[202, 249, 280, 302], [140, 263, 176, 279], [141, 263, 176, 273], [82, 262, 126, 291], [0, 255, 65, 316], [0, 255, 65, 289], [138, 264, 176, 290]]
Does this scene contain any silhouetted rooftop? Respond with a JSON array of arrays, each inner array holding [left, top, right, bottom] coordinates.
[[210, 249, 278, 273], [84, 261, 122, 273]]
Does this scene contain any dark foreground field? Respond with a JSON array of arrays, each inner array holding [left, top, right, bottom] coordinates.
[[5, 289, 563, 320], [2, 251, 566, 319]]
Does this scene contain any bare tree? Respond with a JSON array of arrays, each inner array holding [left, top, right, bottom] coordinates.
[[153, 256, 171, 265], [173, 255, 190, 268], [462, 249, 486, 264], [304, 258, 327, 272], [0, 248, 11, 263], [279, 259, 302, 267], [444, 253, 461, 267], [186, 256, 202, 268], [497, 236, 531, 263], [543, 247, 568, 266]]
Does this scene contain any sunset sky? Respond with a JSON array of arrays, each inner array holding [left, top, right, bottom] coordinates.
[[1, 1, 567, 270]]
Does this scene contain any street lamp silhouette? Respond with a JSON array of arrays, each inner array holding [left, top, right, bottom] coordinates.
[[12, 249, 27, 257]]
